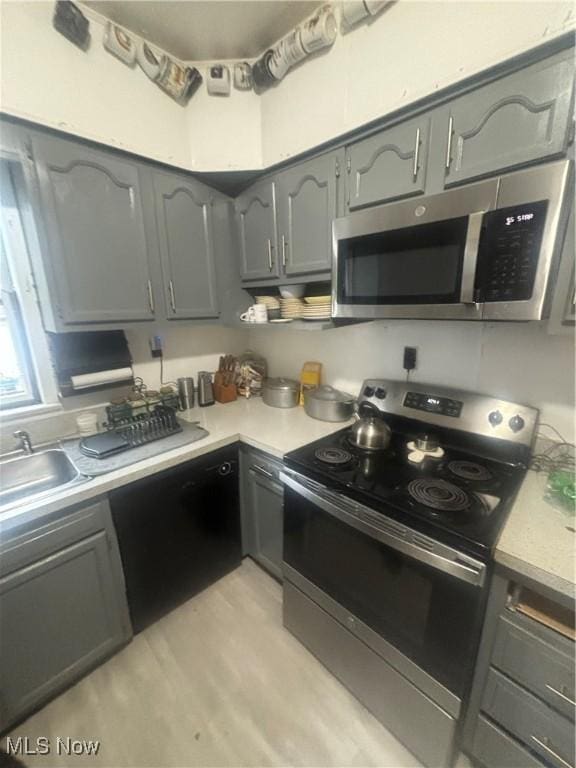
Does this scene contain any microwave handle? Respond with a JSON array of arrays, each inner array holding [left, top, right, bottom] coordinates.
[[460, 211, 485, 305]]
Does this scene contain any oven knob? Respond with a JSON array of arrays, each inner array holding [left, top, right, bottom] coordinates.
[[488, 410, 503, 427], [363, 386, 375, 398], [509, 415, 525, 433], [375, 387, 387, 399]]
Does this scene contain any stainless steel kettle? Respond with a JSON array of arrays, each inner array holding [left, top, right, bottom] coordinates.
[[349, 402, 392, 451]]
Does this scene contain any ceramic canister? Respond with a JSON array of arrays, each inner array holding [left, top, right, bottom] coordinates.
[[300, 5, 338, 54]]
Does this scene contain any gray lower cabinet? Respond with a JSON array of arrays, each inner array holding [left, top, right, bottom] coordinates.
[[236, 180, 279, 281], [443, 52, 574, 187], [151, 170, 219, 319], [275, 150, 344, 276], [240, 447, 283, 580], [0, 498, 131, 731], [27, 131, 156, 325], [463, 571, 575, 768], [346, 116, 430, 209]]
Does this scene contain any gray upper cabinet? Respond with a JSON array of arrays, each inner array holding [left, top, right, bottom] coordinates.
[[275, 150, 343, 275], [346, 116, 430, 210], [29, 132, 156, 324], [444, 54, 575, 187], [236, 180, 279, 281], [549, 201, 575, 335], [152, 170, 219, 319]]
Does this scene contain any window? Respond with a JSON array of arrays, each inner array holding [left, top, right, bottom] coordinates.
[[0, 161, 58, 413], [0, 236, 39, 408]]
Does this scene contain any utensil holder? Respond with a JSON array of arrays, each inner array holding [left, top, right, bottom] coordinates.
[[214, 372, 237, 403]]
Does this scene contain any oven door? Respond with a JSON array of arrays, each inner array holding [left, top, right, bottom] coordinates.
[[332, 177, 499, 320], [281, 469, 487, 699]]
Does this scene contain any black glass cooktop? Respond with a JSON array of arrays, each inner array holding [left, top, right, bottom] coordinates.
[[284, 426, 527, 560]]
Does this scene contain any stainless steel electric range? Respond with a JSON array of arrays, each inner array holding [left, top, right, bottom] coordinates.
[[280, 379, 538, 768]]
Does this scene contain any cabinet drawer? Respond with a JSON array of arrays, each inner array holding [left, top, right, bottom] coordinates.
[[493, 613, 575, 720], [482, 669, 575, 768], [0, 499, 108, 577], [472, 715, 545, 768]]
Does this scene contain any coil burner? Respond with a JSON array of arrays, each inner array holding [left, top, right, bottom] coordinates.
[[448, 460, 493, 483], [408, 478, 471, 513], [315, 447, 353, 466]]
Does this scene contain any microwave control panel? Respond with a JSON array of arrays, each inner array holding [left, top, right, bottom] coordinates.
[[476, 200, 548, 303]]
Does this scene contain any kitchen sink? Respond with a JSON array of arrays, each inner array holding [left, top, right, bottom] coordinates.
[[0, 448, 85, 511]]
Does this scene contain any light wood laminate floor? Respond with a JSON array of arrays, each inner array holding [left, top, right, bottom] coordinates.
[[5, 560, 470, 768]]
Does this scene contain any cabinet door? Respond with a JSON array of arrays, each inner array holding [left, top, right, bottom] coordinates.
[[276, 151, 343, 276], [248, 467, 284, 580], [444, 55, 574, 187], [235, 180, 279, 280], [346, 117, 429, 210], [152, 171, 219, 319], [0, 532, 129, 731], [30, 133, 155, 323]]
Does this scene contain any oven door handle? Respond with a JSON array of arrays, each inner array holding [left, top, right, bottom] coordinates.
[[460, 211, 485, 305], [280, 470, 486, 588]]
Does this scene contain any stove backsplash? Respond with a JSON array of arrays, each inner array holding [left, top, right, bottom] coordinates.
[[249, 320, 575, 444]]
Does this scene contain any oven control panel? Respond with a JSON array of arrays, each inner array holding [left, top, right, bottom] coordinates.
[[403, 391, 462, 418], [357, 379, 538, 449], [476, 200, 548, 303]]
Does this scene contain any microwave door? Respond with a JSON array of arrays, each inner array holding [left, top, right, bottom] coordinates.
[[334, 216, 485, 320]]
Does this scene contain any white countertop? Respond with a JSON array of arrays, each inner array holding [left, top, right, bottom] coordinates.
[[495, 470, 576, 600], [0, 398, 352, 533], [4, 401, 574, 601]]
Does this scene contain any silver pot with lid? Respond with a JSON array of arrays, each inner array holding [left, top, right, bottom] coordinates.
[[262, 377, 299, 408], [303, 385, 356, 422], [349, 402, 392, 451]]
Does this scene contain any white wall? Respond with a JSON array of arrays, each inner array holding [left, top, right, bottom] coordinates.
[[260, 0, 576, 165], [248, 321, 576, 443], [55, 325, 249, 413], [3, 2, 574, 171], [185, 76, 262, 171], [0, 2, 192, 167]]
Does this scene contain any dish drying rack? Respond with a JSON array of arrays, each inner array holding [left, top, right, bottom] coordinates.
[[108, 405, 182, 445]]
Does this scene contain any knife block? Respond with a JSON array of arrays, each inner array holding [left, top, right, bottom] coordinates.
[[214, 372, 237, 403]]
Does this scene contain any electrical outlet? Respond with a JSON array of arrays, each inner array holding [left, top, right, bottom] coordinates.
[[403, 346, 417, 371], [149, 335, 163, 359]]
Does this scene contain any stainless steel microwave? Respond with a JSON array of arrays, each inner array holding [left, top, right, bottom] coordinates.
[[332, 160, 572, 321]]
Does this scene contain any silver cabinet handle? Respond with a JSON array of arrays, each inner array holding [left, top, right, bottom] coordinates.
[[267, 239, 273, 271], [530, 736, 574, 768], [281, 235, 288, 268], [445, 116, 454, 170], [545, 684, 576, 707], [168, 280, 176, 312], [250, 464, 274, 480], [146, 280, 155, 314], [412, 128, 421, 179]]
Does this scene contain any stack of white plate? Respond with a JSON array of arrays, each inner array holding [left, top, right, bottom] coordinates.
[[280, 298, 305, 319], [255, 295, 280, 311], [301, 295, 332, 320]]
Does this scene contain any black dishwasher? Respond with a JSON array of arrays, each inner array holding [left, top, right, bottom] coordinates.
[[110, 445, 241, 633]]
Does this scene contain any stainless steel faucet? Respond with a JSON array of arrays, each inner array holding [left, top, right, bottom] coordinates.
[[13, 430, 34, 454]]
